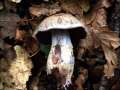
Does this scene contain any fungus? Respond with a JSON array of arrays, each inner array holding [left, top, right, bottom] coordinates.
[[33, 13, 87, 87]]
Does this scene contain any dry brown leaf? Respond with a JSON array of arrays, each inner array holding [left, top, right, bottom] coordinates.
[[29, 6, 49, 17], [97, 30, 120, 49], [84, 0, 111, 26], [111, 41, 120, 49], [102, 44, 118, 77], [89, 8, 107, 28], [29, 3, 61, 17], [78, 25, 120, 77], [98, 31, 119, 42], [104, 64, 115, 78], [101, 0, 112, 8], [78, 26, 120, 50], [59, 0, 83, 17], [84, 10, 97, 25], [77, 29, 100, 59], [80, 28, 101, 50], [102, 44, 118, 65]]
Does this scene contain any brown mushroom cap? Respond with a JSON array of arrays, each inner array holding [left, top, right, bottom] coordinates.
[[33, 13, 86, 36]]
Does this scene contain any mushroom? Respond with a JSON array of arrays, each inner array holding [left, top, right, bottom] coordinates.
[[33, 13, 87, 87]]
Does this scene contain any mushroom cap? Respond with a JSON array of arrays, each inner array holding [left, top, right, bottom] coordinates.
[[33, 13, 85, 36], [10, 0, 22, 3]]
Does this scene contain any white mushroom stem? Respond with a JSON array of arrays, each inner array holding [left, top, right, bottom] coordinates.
[[47, 30, 74, 86]]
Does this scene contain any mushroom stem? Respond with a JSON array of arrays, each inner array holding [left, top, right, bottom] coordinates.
[[47, 30, 74, 86]]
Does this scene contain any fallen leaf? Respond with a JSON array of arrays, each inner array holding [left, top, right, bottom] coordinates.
[[78, 26, 120, 77], [59, 0, 83, 17], [102, 44, 118, 66]]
